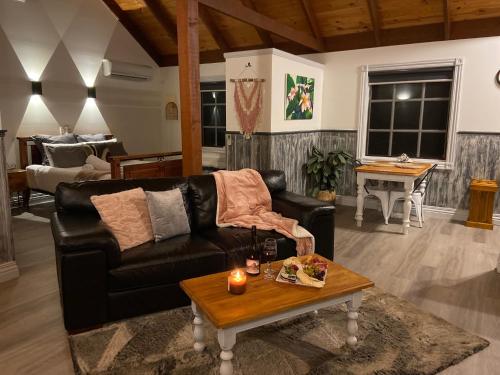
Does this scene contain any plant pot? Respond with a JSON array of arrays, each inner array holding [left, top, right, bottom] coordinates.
[[316, 190, 336, 202]]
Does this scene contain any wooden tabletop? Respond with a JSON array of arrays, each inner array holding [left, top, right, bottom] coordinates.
[[180, 255, 374, 329], [355, 162, 433, 176]]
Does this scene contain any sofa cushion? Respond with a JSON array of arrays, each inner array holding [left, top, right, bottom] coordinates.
[[108, 234, 226, 291], [91, 188, 154, 251], [259, 170, 287, 194], [145, 189, 191, 242], [188, 175, 218, 231], [199, 227, 296, 269], [56, 178, 189, 216]]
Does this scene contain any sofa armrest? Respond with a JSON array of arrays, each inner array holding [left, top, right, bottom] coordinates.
[[272, 191, 335, 260], [51, 212, 121, 268]]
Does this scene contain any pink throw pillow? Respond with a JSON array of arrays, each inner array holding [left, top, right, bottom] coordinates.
[[91, 188, 153, 251]]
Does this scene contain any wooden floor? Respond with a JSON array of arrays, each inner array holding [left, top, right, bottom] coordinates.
[[0, 203, 499, 374]]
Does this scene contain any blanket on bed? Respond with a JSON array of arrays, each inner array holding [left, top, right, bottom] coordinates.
[[213, 169, 314, 256], [75, 168, 110, 181]]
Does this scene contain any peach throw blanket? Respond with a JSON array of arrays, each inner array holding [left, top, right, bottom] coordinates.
[[213, 169, 314, 256]]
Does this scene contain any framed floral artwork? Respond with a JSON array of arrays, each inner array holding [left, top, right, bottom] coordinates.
[[285, 74, 314, 120]]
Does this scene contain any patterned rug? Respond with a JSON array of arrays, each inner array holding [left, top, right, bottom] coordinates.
[[69, 288, 488, 375]]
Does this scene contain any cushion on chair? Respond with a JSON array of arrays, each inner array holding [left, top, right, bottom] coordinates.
[[107, 234, 226, 291]]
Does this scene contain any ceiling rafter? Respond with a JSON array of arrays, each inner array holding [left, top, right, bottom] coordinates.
[[443, 0, 451, 40], [199, 5, 231, 53], [240, 0, 273, 48], [298, 0, 325, 51], [102, 0, 162, 65], [366, 0, 381, 46], [199, 0, 324, 52], [143, 0, 178, 44]]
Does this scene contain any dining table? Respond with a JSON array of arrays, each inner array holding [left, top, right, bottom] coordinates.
[[354, 161, 433, 234]]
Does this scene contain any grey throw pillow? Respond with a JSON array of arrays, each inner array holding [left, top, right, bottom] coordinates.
[[76, 133, 107, 142], [31, 134, 77, 165], [44, 143, 92, 168], [145, 189, 191, 242]]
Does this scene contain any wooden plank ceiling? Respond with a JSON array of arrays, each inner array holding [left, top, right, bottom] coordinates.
[[108, 0, 500, 66]]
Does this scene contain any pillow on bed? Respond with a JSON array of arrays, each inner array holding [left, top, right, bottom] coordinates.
[[86, 155, 111, 171], [91, 188, 154, 251], [76, 133, 106, 142], [32, 134, 77, 165], [86, 141, 128, 161], [43, 143, 91, 168]]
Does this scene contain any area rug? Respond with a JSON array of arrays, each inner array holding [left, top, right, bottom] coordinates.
[[69, 288, 488, 375]]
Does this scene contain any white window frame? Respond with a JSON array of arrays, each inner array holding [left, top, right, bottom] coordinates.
[[356, 58, 463, 169]]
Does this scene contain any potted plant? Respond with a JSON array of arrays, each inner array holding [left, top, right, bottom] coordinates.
[[305, 146, 353, 202]]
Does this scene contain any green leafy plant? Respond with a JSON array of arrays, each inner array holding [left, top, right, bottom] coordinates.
[[305, 146, 354, 197]]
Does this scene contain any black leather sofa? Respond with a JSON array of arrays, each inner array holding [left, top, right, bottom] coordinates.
[[51, 171, 335, 331]]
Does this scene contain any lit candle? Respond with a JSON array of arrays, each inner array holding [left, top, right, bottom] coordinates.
[[228, 269, 247, 295]]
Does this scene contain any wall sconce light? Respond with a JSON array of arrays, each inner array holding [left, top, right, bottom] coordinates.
[[31, 81, 43, 96], [87, 87, 97, 99]]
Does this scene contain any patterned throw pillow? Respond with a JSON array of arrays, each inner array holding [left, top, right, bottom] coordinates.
[[31, 134, 77, 165], [145, 189, 191, 242], [90, 188, 154, 251]]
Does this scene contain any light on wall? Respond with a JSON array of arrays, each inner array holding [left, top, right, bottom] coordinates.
[[87, 87, 97, 99], [31, 81, 43, 96]]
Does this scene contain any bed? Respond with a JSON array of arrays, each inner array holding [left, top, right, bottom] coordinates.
[[18, 135, 183, 196]]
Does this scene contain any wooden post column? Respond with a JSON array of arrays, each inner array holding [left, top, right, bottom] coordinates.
[[177, 0, 202, 176], [0, 129, 19, 282]]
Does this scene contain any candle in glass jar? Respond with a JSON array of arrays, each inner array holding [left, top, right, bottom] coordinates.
[[228, 269, 247, 295]]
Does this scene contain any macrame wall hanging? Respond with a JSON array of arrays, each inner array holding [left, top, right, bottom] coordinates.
[[230, 63, 265, 139]]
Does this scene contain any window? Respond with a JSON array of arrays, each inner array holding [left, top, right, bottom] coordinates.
[[358, 59, 463, 169], [200, 81, 226, 148]]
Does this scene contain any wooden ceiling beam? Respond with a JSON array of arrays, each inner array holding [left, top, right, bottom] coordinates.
[[101, 0, 162, 65], [240, 0, 273, 47], [199, 5, 231, 52], [160, 16, 500, 66], [143, 0, 178, 43], [366, 0, 381, 46], [198, 0, 324, 52], [443, 0, 451, 40], [299, 0, 325, 51]]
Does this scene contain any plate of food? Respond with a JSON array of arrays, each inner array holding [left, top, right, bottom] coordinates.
[[277, 256, 328, 288]]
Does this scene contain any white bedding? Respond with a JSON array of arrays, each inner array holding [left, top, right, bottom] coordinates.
[[26, 165, 111, 194]]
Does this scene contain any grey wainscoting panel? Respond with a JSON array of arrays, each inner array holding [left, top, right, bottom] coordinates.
[[226, 131, 357, 196], [226, 131, 500, 214], [425, 133, 500, 213]]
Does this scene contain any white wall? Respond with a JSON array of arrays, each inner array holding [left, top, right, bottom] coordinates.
[[307, 36, 500, 133], [0, 0, 165, 166], [225, 52, 273, 132], [271, 51, 323, 132], [158, 62, 226, 160], [225, 49, 324, 133]]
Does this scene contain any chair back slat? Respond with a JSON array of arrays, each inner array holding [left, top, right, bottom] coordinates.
[[413, 164, 438, 193]]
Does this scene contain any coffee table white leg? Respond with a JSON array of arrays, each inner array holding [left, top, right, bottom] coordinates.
[[346, 292, 362, 347], [217, 328, 236, 375], [191, 301, 205, 352]]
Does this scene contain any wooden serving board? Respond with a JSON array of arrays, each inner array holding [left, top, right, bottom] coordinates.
[[276, 265, 327, 288]]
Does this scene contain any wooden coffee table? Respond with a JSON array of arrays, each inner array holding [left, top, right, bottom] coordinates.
[[180, 255, 374, 375]]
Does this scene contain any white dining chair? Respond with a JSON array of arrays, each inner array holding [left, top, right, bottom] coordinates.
[[354, 161, 390, 225], [387, 164, 437, 227]]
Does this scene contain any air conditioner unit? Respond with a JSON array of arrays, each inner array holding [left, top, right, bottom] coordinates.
[[102, 59, 154, 81]]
